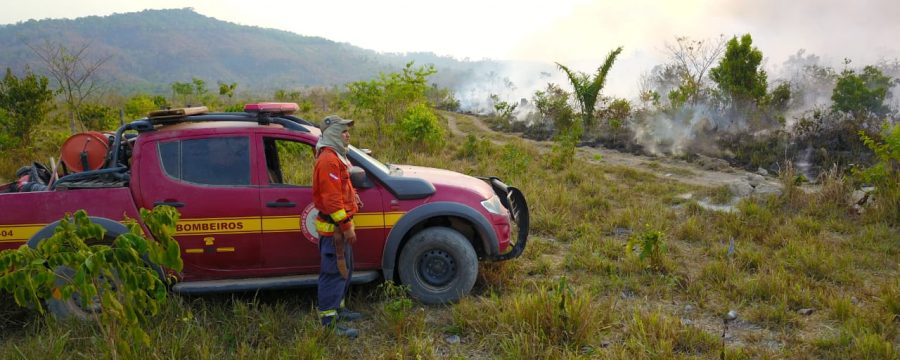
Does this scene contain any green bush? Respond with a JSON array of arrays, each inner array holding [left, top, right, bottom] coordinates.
[[626, 227, 668, 272], [0, 68, 55, 150], [858, 122, 900, 225], [455, 134, 493, 161], [391, 102, 445, 152], [78, 103, 120, 131]]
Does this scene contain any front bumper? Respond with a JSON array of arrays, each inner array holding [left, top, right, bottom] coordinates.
[[480, 177, 529, 261]]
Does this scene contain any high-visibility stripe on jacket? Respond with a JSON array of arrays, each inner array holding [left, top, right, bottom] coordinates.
[[313, 147, 358, 235]]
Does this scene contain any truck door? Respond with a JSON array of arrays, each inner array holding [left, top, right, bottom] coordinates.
[[256, 136, 319, 273], [257, 135, 384, 273], [139, 135, 264, 280]]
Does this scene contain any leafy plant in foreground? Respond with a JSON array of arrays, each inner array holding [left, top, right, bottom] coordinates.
[[378, 280, 418, 338], [0, 206, 183, 358]]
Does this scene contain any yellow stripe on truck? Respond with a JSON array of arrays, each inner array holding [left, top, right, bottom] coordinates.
[[353, 213, 383, 229], [353, 212, 405, 229], [0, 224, 44, 243], [0, 211, 408, 242], [384, 212, 404, 228], [261, 216, 299, 233]]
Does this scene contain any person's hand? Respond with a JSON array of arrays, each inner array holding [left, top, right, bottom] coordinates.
[[343, 223, 357, 245], [354, 193, 364, 209]]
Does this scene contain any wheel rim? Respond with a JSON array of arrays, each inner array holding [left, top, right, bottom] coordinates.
[[68, 272, 117, 314], [417, 249, 456, 287], [71, 292, 102, 313]]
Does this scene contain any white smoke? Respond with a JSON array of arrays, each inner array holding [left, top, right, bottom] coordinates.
[[450, 60, 570, 119]]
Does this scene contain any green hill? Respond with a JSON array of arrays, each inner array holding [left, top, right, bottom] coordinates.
[[0, 8, 482, 93]]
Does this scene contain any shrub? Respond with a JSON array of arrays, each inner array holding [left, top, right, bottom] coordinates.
[[377, 281, 423, 339], [391, 103, 445, 152], [78, 102, 119, 131], [545, 128, 579, 170], [626, 227, 668, 272], [858, 122, 900, 225]]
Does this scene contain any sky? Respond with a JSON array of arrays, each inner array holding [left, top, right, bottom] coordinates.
[[2, 0, 899, 98]]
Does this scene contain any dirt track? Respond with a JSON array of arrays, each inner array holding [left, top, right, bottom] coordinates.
[[442, 111, 783, 190]]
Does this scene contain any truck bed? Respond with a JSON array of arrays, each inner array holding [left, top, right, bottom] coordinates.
[[0, 187, 141, 251]]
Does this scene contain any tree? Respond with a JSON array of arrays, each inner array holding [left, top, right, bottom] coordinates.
[[831, 65, 895, 117], [769, 82, 792, 111], [124, 94, 161, 120], [170, 81, 193, 105], [192, 77, 209, 99], [28, 41, 110, 133], [556, 46, 624, 129], [709, 34, 767, 111], [78, 103, 118, 130], [347, 62, 436, 143], [0, 68, 55, 149], [532, 83, 575, 132], [170, 77, 213, 107], [425, 83, 460, 111], [217, 81, 238, 99], [489, 93, 518, 126], [664, 35, 726, 105]]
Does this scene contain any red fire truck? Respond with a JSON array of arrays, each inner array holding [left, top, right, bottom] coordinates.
[[0, 103, 528, 316]]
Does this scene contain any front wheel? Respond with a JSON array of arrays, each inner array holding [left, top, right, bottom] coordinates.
[[398, 227, 478, 304]]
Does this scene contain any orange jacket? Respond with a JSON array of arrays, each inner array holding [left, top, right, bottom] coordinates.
[[313, 147, 358, 235]]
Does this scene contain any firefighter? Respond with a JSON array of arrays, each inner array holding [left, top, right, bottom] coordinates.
[[313, 115, 363, 338]]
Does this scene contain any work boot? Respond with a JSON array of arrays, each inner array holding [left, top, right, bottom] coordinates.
[[337, 308, 363, 322], [332, 324, 359, 339]]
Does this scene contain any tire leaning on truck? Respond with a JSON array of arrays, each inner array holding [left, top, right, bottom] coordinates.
[[398, 226, 478, 305]]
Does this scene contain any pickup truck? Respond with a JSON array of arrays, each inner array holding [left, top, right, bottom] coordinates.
[[0, 103, 528, 316]]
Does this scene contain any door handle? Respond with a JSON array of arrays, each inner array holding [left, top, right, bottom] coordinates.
[[154, 200, 185, 208], [266, 200, 296, 208]]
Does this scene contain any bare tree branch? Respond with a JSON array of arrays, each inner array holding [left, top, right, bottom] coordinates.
[[26, 40, 111, 133]]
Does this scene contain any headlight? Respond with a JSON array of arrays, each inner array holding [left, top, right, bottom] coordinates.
[[481, 195, 504, 215]]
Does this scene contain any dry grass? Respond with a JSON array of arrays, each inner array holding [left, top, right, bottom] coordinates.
[[1, 112, 898, 359]]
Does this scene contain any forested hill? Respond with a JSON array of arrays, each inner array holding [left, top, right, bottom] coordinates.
[[0, 8, 475, 92]]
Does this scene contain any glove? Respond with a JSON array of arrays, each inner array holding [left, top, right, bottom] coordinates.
[[332, 231, 349, 279], [342, 222, 357, 245]]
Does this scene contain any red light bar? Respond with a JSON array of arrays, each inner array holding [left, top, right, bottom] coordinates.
[[244, 102, 299, 115]]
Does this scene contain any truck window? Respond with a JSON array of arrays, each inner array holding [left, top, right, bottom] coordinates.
[[158, 137, 251, 186], [263, 137, 315, 186]]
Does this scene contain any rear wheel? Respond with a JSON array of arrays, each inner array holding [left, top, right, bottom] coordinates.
[[47, 265, 121, 320], [29, 224, 126, 321], [398, 227, 478, 304]]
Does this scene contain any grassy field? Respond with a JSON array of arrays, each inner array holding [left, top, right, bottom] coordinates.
[[1, 112, 897, 359]]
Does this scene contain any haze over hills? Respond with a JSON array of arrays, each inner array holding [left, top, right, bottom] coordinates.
[[0, 8, 506, 95]]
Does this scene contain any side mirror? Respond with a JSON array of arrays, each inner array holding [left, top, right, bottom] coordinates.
[[349, 166, 373, 189]]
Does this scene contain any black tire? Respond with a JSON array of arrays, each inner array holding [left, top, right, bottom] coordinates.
[[47, 266, 121, 320], [29, 223, 124, 321], [398, 227, 478, 304]]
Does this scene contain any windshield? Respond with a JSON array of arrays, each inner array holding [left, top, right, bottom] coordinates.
[[349, 145, 393, 174]]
